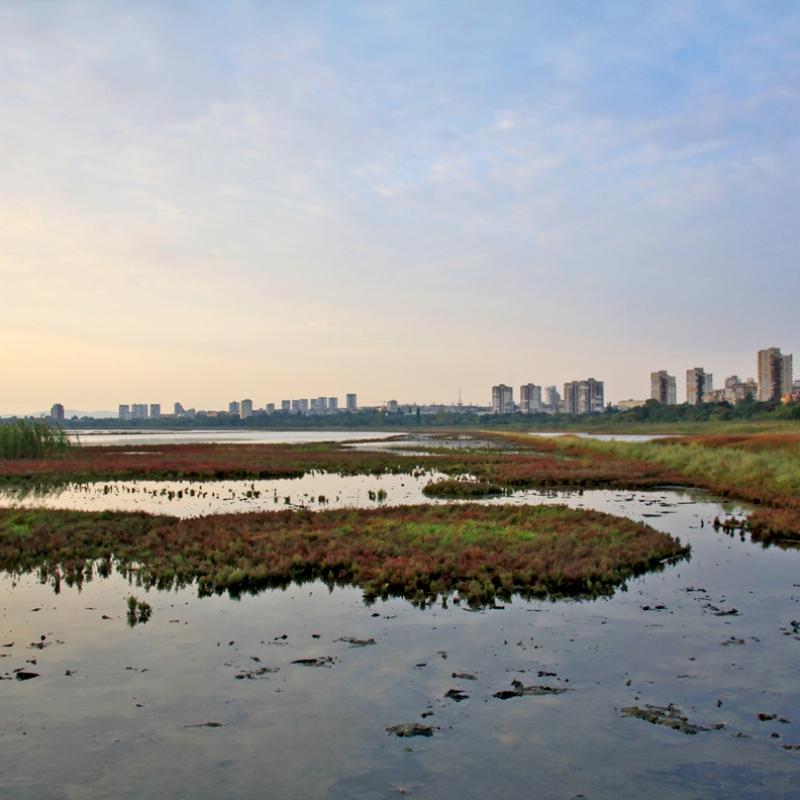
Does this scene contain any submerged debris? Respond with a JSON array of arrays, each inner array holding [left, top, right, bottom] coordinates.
[[235, 666, 279, 680], [291, 656, 336, 668], [493, 679, 567, 700], [183, 721, 224, 728], [386, 723, 434, 738], [621, 704, 709, 735], [335, 636, 376, 647], [444, 688, 469, 702]]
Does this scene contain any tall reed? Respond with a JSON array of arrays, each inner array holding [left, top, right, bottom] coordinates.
[[0, 420, 72, 459]]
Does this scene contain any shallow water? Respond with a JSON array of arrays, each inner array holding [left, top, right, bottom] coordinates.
[[531, 432, 678, 442], [0, 472, 715, 520], [1, 485, 800, 798], [67, 429, 399, 447]]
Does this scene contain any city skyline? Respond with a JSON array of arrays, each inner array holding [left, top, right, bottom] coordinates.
[[23, 342, 798, 420], [3, 3, 800, 412]]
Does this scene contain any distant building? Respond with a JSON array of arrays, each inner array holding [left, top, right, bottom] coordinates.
[[387, 399, 399, 414], [265, 403, 275, 414], [491, 384, 514, 414], [686, 368, 713, 405], [281, 400, 291, 412], [174, 402, 186, 416], [328, 397, 338, 412], [346, 393, 358, 412], [723, 375, 757, 405], [240, 399, 253, 419], [310, 397, 328, 414], [758, 347, 793, 402], [131, 404, 149, 420], [650, 371, 677, 405], [616, 399, 647, 411], [118, 404, 130, 421], [563, 379, 604, 415], [50, 403, 65, 423], [519, 383, 542, 414], [543, 386, 561, 411], [149, 404, 161, 419], [229, 401, 240, 415]]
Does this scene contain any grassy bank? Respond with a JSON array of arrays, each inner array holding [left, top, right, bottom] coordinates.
[[0, 504, 686, 606], [531, 433, 800, 542]]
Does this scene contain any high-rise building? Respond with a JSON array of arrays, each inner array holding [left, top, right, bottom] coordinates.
[[265, 403, 275, 414], [118, 404, 130, 421], [758, 347, 794, 402], [563, 379, 604, 414], [240, 399, 253, 419], [328, 397, 338, 412], [387, 399, 399, 413], [723, 375, 757, 404], [346, 393, 358, 411], [131, 404, 149, 420], [686, 368, 713, 405], [50, 403, 65, 422], [519, 384, 542, 414], [310, 397, 328, 414], [544, 386, 561, 410], [650, 371, 677, 405], [281, 400, 291, 412], [491, 384, 514, 414], [149, 404, 161, 419], [229, 401, 240, 415], [174, 402, 185, 416]]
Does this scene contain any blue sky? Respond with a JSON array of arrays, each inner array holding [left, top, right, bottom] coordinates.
[[2, 1, 799, 410]]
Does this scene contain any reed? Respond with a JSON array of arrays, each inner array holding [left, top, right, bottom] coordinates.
[[0, 420, 72, 460]]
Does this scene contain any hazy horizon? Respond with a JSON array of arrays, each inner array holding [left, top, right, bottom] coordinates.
[[4, 1, 799, 414]]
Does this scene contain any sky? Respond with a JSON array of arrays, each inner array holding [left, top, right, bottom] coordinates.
[[2, 0, 799, 413]]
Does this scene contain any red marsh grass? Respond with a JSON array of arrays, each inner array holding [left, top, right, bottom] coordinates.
[[0, 443, 439, 485], [0, 504, 686, 606]]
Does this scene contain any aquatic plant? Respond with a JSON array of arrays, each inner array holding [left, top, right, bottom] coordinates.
[[422, 479, 509, 498], [126, 594, 152, 626]]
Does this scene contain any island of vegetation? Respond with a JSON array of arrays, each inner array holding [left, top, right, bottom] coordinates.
[[0, 504, 686, 606]]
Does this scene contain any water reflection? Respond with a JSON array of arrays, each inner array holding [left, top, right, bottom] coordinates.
[[1, 489, 799, 799]]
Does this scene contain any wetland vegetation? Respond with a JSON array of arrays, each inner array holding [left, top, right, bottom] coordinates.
[[0, 419, 72, 460], [0, 503, 686, 606]]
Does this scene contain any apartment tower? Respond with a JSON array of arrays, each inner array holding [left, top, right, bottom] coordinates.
[[650, 371, 677, 405], [686, 368, 713, 405], [757, 347, 794, 402]]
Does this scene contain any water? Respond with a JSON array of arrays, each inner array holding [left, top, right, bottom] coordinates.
[[1, 487, 799, 797], [0, 474, 709, 518], [67, 430, 400, 447], [531, 432, 677, 442]]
